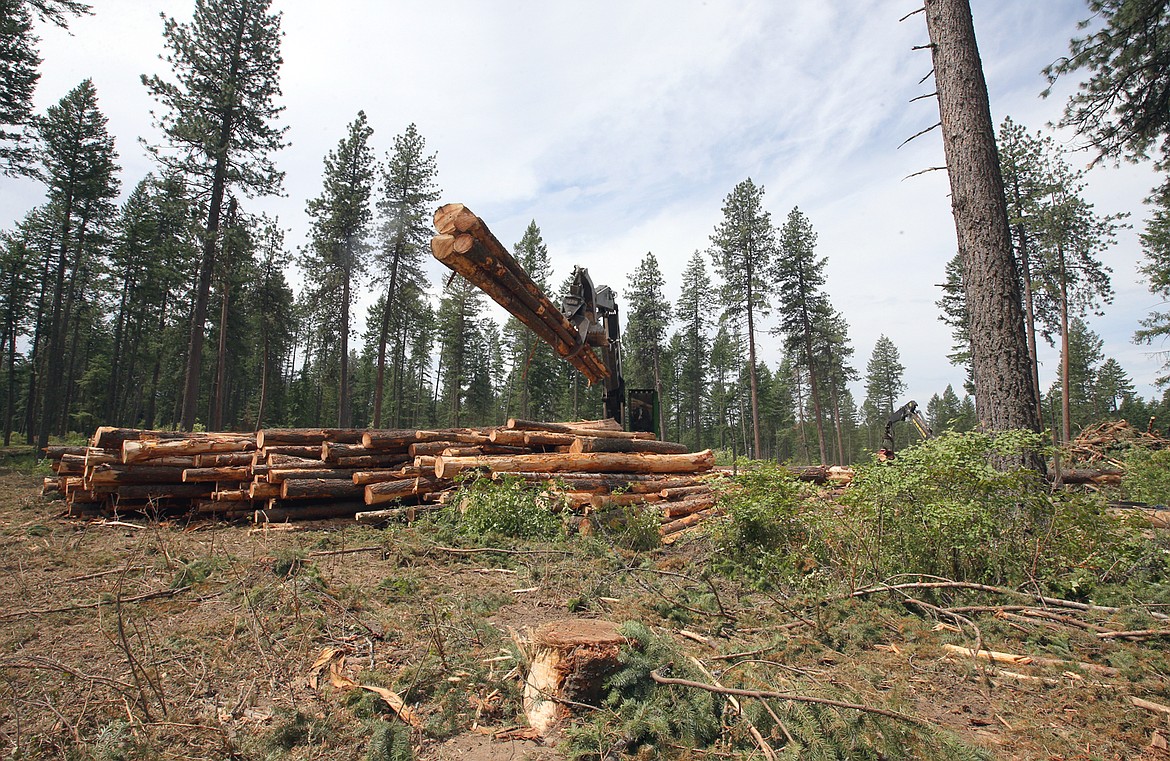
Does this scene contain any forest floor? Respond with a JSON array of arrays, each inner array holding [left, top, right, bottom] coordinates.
[[1, 464, 1169, 760]]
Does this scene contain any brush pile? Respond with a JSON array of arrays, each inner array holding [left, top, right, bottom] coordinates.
[[40, 419, 721, 535]]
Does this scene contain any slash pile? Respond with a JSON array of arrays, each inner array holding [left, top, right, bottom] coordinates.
[[40, 419, 721, 536]]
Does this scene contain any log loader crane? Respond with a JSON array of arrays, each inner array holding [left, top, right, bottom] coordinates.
[[429, 203, 655, 431], [878, 399, 933, 460]]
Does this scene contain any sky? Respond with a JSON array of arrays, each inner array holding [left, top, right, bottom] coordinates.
[[1, 0, 1166, 408]]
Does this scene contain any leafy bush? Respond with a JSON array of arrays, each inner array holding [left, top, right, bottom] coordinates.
[[842, 430, 1159, 589], [449, 475, 563, 540], [1121, 448, 1170, 505], [713, 462, 824, 587], [594, 503, 661, 551]]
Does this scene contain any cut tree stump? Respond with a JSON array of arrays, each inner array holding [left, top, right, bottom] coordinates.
[[522, 619, 628, 736]]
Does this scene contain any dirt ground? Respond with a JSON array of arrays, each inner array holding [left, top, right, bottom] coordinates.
[[2, 466, 1169, 760]]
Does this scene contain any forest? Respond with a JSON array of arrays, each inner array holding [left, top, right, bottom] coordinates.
[[1, 0, 1169, 466]]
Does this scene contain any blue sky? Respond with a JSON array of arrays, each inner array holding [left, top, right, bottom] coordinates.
[[2, 1, 1164, 405]]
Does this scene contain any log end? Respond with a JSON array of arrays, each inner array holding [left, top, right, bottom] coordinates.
[[523, 619, 626, 735]]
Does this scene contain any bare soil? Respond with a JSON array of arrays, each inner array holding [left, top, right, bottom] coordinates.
[[1, 467, 1169, 760]]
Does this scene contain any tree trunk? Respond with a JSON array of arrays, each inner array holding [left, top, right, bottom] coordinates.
[[1059, 242, 1072, 442], [925, 0, 1041, 445]]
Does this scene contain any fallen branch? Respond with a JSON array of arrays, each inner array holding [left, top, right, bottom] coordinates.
[[0, 585, 192, 620], [649, 669, 926, 726], [941, 644, 1119, 678], [428, 544, 574, 557]]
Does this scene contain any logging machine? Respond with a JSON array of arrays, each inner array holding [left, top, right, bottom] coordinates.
[[878, 400, 933, 459], [430, 203, 658, 433]]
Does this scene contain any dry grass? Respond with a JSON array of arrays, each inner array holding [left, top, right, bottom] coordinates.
[[1, 467, 1168, 759]]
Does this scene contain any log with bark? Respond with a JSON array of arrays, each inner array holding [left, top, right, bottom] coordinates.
[[434, 450, 714, 480], [182, 466, 252, 483], [365, 476, 451, 506], [280, 478, 366, 501], [361, 429, 423, 450], [506, 419, 655, 440], [569, 437, 690, 455], [255, 428, 365, 448], [123, 435, 255, 464], [255, 500, 367, 522]]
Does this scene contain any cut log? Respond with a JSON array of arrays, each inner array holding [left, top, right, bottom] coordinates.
[[1052, 468, 1125, 485], [255, 428, 365, 448], [589, 492, 660, 508], [248, 481, 282, 500], [334, 454, 413, 469], [267, 468, 359, 483], [364, 476, 449, 506], [254, 500, 366, 522], [195, 452, 256, 467], [210, 490, 252, 502], [353, 469, 410, 486], [280, 478, 365, 500], [182, 466, 252, 483], [660, 484, 713, 500], [259, 445, 324, 459], [660, 507, 724, 536], [431, 228, 609, 383], [88, 464, 189, 486], [115, 483, 215, 500], [507, 419, 655, 440], [661, 493, 718, 520], [361, 429, 422, 450], [83, 448, 120, 468], [123, 436, 254, 464], [440, 445, 532, 457], [414, 429, 492, 445], [43, 445, 88, 459], [570, 437, 691, 455], [521, 619, 627, 736], [435, 450, 715, 480], [354, 503, 442, 523]]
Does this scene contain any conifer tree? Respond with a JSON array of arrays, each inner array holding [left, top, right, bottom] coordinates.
[[674, 252, 713, 449], [0, 232, 36, 444], [34, 79, 118, 448], [772, 206, 829, 463], [623, 252, 671, 438], [710, 178, 775, 457], [373, 123, 440, 426], [143, 0, 286, 430], [504, 221, 558, 420], [435, 275, 486, 427], [301, 112, 375, 427], [0, 0, 40, 175]]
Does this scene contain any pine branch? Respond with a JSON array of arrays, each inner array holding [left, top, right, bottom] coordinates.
[[898, 122, 941, 149], [649, 669, 927, 726], [902, 166, 948, 180]]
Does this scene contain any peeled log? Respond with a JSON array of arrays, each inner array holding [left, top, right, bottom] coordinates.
[[507, 419, 655, 440], [123, 436, 255, 464], [570, 437, 690, 455], [522, 619, 627, 736], [182, 466, 252, 483], [435, 450, 714, 480]]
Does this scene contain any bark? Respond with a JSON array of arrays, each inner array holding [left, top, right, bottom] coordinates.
[[568, 437, 690, 455], [255, 428, 365, 447], [280, 478, 364, 500], [924, 0, 1042, 442], [434, 449, 715, 480], [364, 476, 448, 505], [181, 466, 251, 483]]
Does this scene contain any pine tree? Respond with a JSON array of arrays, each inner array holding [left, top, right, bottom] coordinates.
[[710, 179, 774, 458], [1136, 181, 1170, 384], [435, 275, 486, 427], [373, 123, 440, 426], [0, 0, 40, 175], [33, 78, 118, 449], [863, 335, 906, 449], [143, 0, 286, 430], [1094, 357, 1135, 415], [0, 231, 36, 444], [301, 112, 376, 427], [773, 206, 829, 463], [674, 252, 713, 449], [504, 221, 559, 420], [249, 218, 293, 429], [623, 252, 671, 438], [924, 0, 1042, 444], [1045, 0, 1170, 168]]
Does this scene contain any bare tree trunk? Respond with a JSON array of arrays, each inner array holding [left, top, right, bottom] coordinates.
[[1058, 242, 1072, 442], [924, 0, 1041, 445]]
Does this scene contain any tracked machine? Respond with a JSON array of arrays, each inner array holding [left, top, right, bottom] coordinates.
[[430, 203, 657, 432]]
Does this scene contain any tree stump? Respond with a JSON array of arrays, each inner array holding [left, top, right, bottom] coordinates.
[[522, 619, 627, 735]]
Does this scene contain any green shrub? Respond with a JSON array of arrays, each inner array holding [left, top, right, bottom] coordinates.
[[595, 503, 661, 551], [450, 475, 563, 540], [842, 430, 1159, 589], [713, 461, 823, 587], [1121, 447, 1170, 505]]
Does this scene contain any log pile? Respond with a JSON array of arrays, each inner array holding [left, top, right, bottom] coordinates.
[[40, 419, 722, 534]]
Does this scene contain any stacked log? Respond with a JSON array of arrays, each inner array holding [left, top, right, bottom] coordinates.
[[430, 204, 609, 384], [41, 418, 723, 533]]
